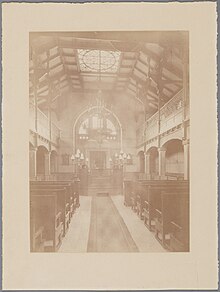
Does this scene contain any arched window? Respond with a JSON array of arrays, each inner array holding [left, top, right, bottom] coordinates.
[[79, 119, 89, 134], [78, 113, 117, 141], [106, 119, 116, 135]]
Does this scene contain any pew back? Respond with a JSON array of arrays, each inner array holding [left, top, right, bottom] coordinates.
[[30, 180, 80, 204], [30, 193, 63, 252]]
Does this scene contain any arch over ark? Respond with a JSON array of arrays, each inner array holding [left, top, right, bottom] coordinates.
[[72, 106, 123, 170]]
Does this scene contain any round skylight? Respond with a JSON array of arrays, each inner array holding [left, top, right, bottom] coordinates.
[[77, 49, 121, 73]]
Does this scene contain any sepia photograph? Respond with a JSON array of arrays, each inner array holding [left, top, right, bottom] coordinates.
[[29, 31, 190, 253], [3, 2, 218, 290]]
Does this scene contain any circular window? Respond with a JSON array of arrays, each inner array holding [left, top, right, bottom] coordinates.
[[78, 49, 120, 73]]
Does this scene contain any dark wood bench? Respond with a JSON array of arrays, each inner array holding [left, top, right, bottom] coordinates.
[[123, 180, 136, 207], [30, 184, 72, 236], [30, 193, 64, 252], [135, 180, 188, 225], [30, 180, 80, 215], [124, 178, 189, 251], [147, 183, 188, 232], [30, 197, 45, 252], [168, 191, 189, 252], [154, 190, 189, 250], [47, 173, 81, 206]]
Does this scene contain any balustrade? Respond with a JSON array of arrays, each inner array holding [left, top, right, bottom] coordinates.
[[51, 123, 60, 144], [29, 102, 60, 145], [137, 89, 185, 145]]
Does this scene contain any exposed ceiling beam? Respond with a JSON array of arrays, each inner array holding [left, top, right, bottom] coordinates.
[[31, 34, 187, 59], [121, 55, 136, 61], [30, 31, 187, 48], [127, 87, 158, 109], [59, 45, 74, 91], [128, 81, 157, 101], [111, 52, 124, 92], [64, 61, 77, 66], [74, 48, 84, 90], [141, 47, 183, 79], [137, 56, 182, 88], [161, 78, 182, 85], [29, 70, 67, 92], [130, 74, 157, 96], [32, 38, 114, 55]]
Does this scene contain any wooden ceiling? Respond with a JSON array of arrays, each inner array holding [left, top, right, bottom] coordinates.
[[29, 31, 188, 114]]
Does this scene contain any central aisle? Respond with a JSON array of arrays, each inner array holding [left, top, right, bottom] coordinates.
[[59, 195, 166, 253], [87, 194, 139, 252]]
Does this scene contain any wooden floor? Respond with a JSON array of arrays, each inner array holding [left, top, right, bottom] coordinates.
[[58, 195, 166, 253]]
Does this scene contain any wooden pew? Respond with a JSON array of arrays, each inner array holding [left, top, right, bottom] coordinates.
[[135, 182, 147, 219], [49, 172, 81, 204], [124, 179, 147, 211], [154, 189, 189, 250], [136, 180, 189, 230], [124, 178, 189, 251], [149, 184, 188, 233], [49, 179, 80, 211], [31, 181, 72, 210], [30, 184, 71, 235], [30, 193, 64, 252], [123, 180, 135, 207], [30, 180, 80, 216], [30, 197, 45, 252], [73, 178, 80, 208], [168, 192, 189, 251]]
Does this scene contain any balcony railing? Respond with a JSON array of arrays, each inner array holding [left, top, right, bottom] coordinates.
[[137, 89, 185, 145], [29, 102, 60, 145]]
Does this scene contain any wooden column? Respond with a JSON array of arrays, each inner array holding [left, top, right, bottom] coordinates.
[[29, 147, 37, 179], [156, 50, 167, 148], [183, 139, 190, 180], [46, 50, 52, 150], [48, 105, 52, 146], [182, 38, 190, 136], [45, 151, 51, 178], [158, 147, 166, 179], [32, 50, 39, 147], [145, 153, 151, 175], [182, 36, 190, 180]]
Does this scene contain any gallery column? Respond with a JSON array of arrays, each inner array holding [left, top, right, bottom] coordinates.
[[145, 153, 151, 176], [45, 151, 51, 179], [183, 139, 190, 180], [29, 147, 37, 179], [158, 147, 166, 179]]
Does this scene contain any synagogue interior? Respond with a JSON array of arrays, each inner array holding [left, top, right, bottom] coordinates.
[[29, 31, 189, 253]]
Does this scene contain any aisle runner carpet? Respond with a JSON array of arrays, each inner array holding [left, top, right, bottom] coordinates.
[[87, 194, 139, 252]]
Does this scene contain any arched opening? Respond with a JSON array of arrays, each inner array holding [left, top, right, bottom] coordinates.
[[138, 151, 145, 173], [36, 146, 48, 179], [147, 147, 159, 177], [50, 150, 58, 173], [73, 106, 122, 171], [163, 139, 184, 175]]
